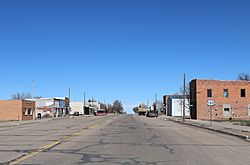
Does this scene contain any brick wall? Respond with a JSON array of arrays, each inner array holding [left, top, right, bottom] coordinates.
[[0, 100, 22, 121], [21, 100, 35, 120], [0, 100, 35, 121], [163, 95, 169, 115], [190, 80, 197, 119], [190, 79, 250, 120]]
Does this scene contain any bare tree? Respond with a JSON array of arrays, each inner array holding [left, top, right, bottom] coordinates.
[[111, 100, 124, 114], [33, 96, 43, 99], [179, 83, 190, 96], [179, 83, 191, 111], [106, 103, 113, 113], [133, 106, 138, 113], [11, 92, 32, 100], [99, 102, 107, 110], [238, 73, 250, 81], [101, 100, 124, 114]]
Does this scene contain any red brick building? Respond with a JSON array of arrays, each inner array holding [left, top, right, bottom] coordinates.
[[0, 100, 35, 121], [190, 79, 250, 120], [163, 95, 170, 115]]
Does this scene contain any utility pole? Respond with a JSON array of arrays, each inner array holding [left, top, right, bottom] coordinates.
[[68, 88, 71, 116], [83, 92, 86, 115], [155, 93, 157, 116], [32, 80, 34, 99], [183, 73, 186, 122], [92, 97, 93, 114], [210, 106, 212, 125], [69, 88, 71, 101]]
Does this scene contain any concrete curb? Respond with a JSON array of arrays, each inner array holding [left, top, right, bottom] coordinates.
[[0, 115, 99, 128], [0, 116, 71, 128], [160, 117, 250, 141]]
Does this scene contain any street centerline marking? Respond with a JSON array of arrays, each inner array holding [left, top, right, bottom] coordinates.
[[9, 124, 99, 165]]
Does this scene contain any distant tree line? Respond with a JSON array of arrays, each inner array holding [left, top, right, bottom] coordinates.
[[11, 92, 32, 100], [238, 73, 250, 81], [133, 106, 138, 113], [11, 92, 124, 113], [11, 92, 42, 100], [99, 99, 124, 114]]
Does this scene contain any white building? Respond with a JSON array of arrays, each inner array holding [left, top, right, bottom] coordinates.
[[70, 102, 84, 115], [70, 100, 101, 116], [27, 97, 69, 118], [167, 95, 190, 117]]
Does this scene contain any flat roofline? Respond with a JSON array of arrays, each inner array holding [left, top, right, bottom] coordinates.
[[164, 94, 190, 97], [54, 97, 67, 100], [192, 79, 250, 83], [164, 95, 180, 97], [0, 99, 34, 101], [26, 97, 67, 101], [0, 99, 23, 101]]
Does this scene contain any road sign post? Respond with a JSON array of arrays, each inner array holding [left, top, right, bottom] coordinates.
[[207, 100, 215, 125]]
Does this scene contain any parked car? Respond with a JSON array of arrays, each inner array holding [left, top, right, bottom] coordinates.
[[73, 111, 80, 116], [146, 110, 158, 118], [94, 110, 107, 116]]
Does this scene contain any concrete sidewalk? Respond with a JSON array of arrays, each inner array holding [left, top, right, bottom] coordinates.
[[159, 115, 250, 141], [0, 118, 56, 128], [0, 116, 78, 128], [0, 115, 102, 129]]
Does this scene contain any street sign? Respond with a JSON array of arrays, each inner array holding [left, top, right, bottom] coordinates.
[[207, 99, 215, 106]]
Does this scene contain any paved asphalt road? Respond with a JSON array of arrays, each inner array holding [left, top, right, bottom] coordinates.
[[1, 115, 250, 165]]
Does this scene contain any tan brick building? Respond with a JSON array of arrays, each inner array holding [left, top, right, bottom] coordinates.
[[0, 100, 35, 121], [190, 79, 250, 120]]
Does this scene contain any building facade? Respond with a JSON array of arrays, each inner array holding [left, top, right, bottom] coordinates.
[[84, 100, 100, 115], [69, 100, 101, 116], [190, 79, 250, 120], [30, 97, 69, 118], [0, 100, 35, 121], [167, 95, 190, 117], [163, 95, 170, 115], [70, 102, 84, 115]]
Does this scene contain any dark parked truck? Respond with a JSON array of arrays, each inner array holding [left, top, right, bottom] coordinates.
[[146, 103, 158, 118]]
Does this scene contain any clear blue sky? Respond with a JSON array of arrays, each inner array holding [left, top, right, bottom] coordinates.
[[0, 0, 250, 113]]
